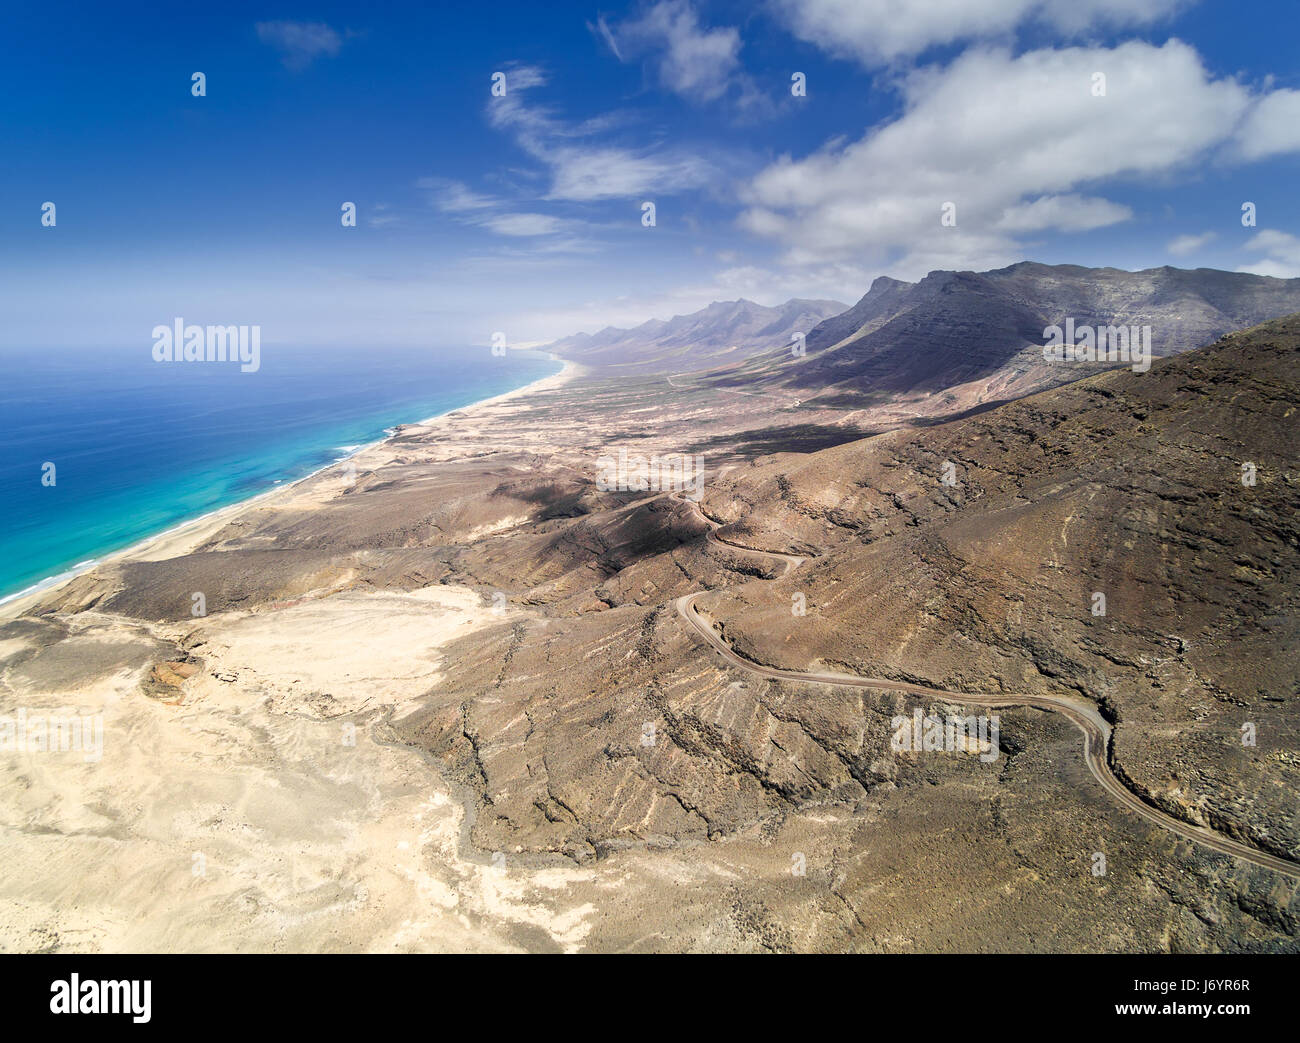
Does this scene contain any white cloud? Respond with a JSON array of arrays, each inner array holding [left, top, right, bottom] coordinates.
[[607, 0, 742, 101], [1167, 231, 1216, 256], [1233, 89, 1300, 161], [738, 40, 1262, 277], [1240, 230, 1300, 278], [255, 21, 345, 70], [488, 64, 717, 200], [599, 1, 776, 117], [772, 0, 1188, 66], [995, 194, 1132, 232]]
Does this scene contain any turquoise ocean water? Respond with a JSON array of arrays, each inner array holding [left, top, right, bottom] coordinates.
[[0, 346, 560, 603]]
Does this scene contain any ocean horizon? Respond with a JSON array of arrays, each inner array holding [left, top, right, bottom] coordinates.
[[0, 345, 560, 604]]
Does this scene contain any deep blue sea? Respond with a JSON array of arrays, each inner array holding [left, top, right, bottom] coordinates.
[[0, 346, 560, 603]]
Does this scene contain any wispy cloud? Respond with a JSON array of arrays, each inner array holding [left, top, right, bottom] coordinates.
[[420, 177, 578, 240], [366, 203, 399, 229], [1240, 230, 1300, 279], [421, 179, 499, 215], [596, 1, 774, 116], [1167, 231, 1217, 257], [256, 21, 347, 71], [605, 0, 740, 102], [590, 15, 624, 62], [479, 212, 568, 237], [487, 63, 718, 201]]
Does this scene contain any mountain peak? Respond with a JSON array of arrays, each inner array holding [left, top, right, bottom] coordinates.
[[716, 262, 1300, 410]]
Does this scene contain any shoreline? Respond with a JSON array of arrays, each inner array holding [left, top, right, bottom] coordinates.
[[0, 355, 582, 620]]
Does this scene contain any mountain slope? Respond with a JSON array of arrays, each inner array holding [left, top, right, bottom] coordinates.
[[709, 263, 1300, 412], [701, 313, 1300, 860]]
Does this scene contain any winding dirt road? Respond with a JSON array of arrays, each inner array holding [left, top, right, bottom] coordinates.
[[673, 494, 1300, 879]]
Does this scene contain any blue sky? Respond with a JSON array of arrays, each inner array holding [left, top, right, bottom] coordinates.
[[2, 0, 1299, 350]]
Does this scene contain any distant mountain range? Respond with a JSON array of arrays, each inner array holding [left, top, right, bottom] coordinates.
[[550, 263, 1300, 413], [712, 262, 1300, 407], [545, 297, 847, 373]]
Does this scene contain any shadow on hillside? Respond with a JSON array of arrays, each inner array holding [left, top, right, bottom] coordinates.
[[690, 424, 877, 457]]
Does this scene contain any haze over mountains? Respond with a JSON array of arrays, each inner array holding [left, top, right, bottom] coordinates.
[[551, 264, 1300, 417], [545, 297, 846, 373]]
